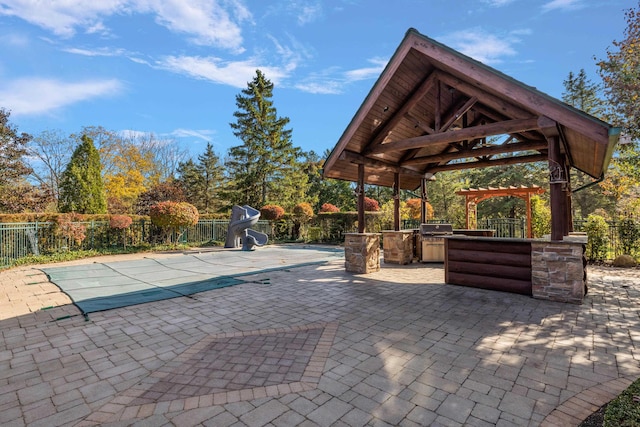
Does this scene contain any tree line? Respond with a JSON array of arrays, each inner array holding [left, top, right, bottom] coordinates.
[[0, 3, 638, 226]]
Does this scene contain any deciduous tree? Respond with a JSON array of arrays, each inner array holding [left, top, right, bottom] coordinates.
[[28, 129, 76, 202], [0, 108, 32, 187], [597, 1, 640, 141]]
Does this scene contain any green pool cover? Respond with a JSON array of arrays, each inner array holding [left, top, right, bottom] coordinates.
[[41, 245, 343, 314]]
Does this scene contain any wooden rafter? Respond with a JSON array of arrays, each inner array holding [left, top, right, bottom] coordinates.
[[426, 153, 547, 173], [367, 117, 548, 155], [402, 140, 548, 166]]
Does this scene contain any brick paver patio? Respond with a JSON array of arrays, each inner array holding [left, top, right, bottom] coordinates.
[[1, 245, 639, 426]]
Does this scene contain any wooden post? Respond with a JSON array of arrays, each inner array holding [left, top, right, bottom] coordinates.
[[548, 134, 565, 241], [357, 164, 365, 233], [421, 178, 428, 223], [565, 166, 573, 233], [526, 194, 533, 238], [393, 172, 400, 231]]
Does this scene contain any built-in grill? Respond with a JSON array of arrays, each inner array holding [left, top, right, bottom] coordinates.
[[420, 224, 453, 262]]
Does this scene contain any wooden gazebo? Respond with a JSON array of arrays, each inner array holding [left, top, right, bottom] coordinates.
[[456, 185, 545, 238], [322, 29, 620, 303], [323, 28, 619, 241]]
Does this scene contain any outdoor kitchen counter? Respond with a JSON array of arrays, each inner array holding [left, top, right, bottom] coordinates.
[[443, 235, 588, 303]]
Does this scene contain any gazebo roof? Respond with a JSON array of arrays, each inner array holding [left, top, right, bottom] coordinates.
[[323, 28, 620, 190]]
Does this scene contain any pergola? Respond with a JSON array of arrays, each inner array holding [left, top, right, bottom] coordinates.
[[323, 29, 620, 241], [455, 185, 545, 238]]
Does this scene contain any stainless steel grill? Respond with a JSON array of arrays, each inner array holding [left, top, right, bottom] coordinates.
[[420, 224, 453, 262]]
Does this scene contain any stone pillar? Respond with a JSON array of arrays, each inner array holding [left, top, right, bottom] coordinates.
[[382, 230, 414, 265], [531, 238, 587, 304], [344, 233, 381, 274]]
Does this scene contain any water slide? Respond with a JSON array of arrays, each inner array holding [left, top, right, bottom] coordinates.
[[224, 205, 269, 251]]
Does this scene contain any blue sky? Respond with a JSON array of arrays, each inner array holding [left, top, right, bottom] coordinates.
[[0, 0, 633, 159]]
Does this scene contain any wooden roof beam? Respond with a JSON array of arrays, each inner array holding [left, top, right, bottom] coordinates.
[[434, 71, 532, 119], [364, 72, 438, 152], [427, 153, 548, 173], [402, 140, 548, 166], [368, 116, 551, 154], [339, 150, 425, 177]]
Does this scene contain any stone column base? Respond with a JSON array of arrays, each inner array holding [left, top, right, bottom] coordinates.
[[382, 230, 414, 265], [532, 238, 587, 304], [344, 233, 380, 274]]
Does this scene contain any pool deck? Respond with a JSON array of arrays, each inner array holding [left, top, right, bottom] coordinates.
[[1, 245, 639, 426]]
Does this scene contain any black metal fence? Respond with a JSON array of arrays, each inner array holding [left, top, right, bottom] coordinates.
[[0, 219, 271, 268], [0, 217, 628, 268]]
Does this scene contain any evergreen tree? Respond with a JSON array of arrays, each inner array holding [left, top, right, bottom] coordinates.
[[58, 135, 107, 214], [197, 143, 225, 213], [226, 69, 306, 209], [562, 69, 605, 117], [561, 69, 613, 219], [176, 159, 205, 209]]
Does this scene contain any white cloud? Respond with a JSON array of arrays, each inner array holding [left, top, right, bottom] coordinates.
[[0, 0, 126, 38], [439, 28, 525, 64], [481, 0, 515, 6], [296, 57, 388, 95], [0, 32, 29, 47], [171, 128, 216, 141], [541, 0, 584, 12], [62, 46, 127, 57], [0, 77, 124, 115], [295, 2, 322, 25], [157, 55, 289, 88], [0, 0, 252, 51], [344, 57, 387, 82]]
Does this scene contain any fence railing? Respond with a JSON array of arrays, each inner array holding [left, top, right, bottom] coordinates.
[[0, 217, 629, 268], [0, 219, 272, 269]]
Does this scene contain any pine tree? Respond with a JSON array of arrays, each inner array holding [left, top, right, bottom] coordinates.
[[562, 69, 605, 118], [561, 69, 613, 218], [226, 69, 306, 209], [58, 135, 107, 214], [197, 143, 225, 213], [176, 159, 205, 210]]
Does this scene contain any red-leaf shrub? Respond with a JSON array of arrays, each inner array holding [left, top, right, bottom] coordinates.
[[364, 197, 380, 212], [260, 205, 285, 221], [293, 202, 314, 221], [109, 215, 133, 230], [320, 203, 340, 213], [150, 201, 199, 229], [55, 213, 87, 247]]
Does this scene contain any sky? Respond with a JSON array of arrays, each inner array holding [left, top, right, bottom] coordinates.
[[0, 0, 634, 160]]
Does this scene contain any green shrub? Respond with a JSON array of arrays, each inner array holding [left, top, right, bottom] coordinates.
[[585, 214, 610, 261], [530, 195, 551, 238]]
